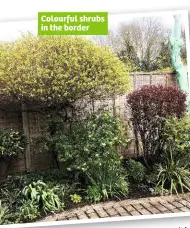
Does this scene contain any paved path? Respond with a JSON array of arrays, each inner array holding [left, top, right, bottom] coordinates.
[[41, 194, 190, 222]]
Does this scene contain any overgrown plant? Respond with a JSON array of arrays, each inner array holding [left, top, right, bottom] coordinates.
[[153, 149, 190, 195], [126, 159, 147, 185], [44, 111, 131, 178], [127, 85, 186, 164], [44, 111, 130, 201], [0, 127, 27, 160], [0, 201, 10, 225], [19, 200, 40, 222], [22, 180, 63, 213], [0, 171, 76, 224], [86, 164, 128, 203], [86, 186, 102, 203], [162, 116, 190, 164], [150, 116, 190, 195]]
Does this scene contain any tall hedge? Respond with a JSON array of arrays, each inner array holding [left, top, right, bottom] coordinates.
[[0, 35, 131, 105]]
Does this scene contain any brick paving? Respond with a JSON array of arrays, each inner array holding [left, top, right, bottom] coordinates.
[[40, 193, 190, 222]]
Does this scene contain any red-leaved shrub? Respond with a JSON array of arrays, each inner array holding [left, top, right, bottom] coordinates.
[[127, 85, 186, 164]]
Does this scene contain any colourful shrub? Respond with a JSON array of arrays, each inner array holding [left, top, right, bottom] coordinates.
[[127, 85, 186, 164]]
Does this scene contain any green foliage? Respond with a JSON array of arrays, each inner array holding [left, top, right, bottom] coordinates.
[[2, 171, 75, 206], [163, 116, 190, 161], [0, 188, 21, 210], [0, 35, 130, 105], [118, 48, 140, 72], [0, 171, 79, 224], [44, 111, 129, 202], [45, 111, 130, 177], [86, 186, 102, 203], [0, 127, 27, 160], [70, 194, 82, 204], [153, 150, 190, 195], [19, 200, 40, 222], [126, 159, 147, 184], [146, 116, 190, 196], [119, 41, 174, 72], [151, 116, 190, 196], [0, 185, 40, 225], [0, 201, 10, 225], [118, 55, 139, 72], [0, 170, 76, 204], [150, 186, 170, 196], [22, 180, 63, 213], [154, 67, 173, 73], [155, 41, 173, 71], [86, 164, 128, 203]]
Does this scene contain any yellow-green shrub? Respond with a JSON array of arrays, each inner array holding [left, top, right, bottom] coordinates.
[[0, 35, 131, 105]]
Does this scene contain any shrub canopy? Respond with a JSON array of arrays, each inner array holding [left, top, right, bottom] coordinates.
[[127, 85, 186, 119], [127, 85, 187, 164], [0, 35, 130, 106]]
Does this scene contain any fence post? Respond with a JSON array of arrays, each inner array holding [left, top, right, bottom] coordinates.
[[22, 103, 32, 171], [112, 96, 116, 116], [150, 74, 152, 85], [166, 73, 168, 85], [133, 73, 136, 90], [92, 99, 95, 112]]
